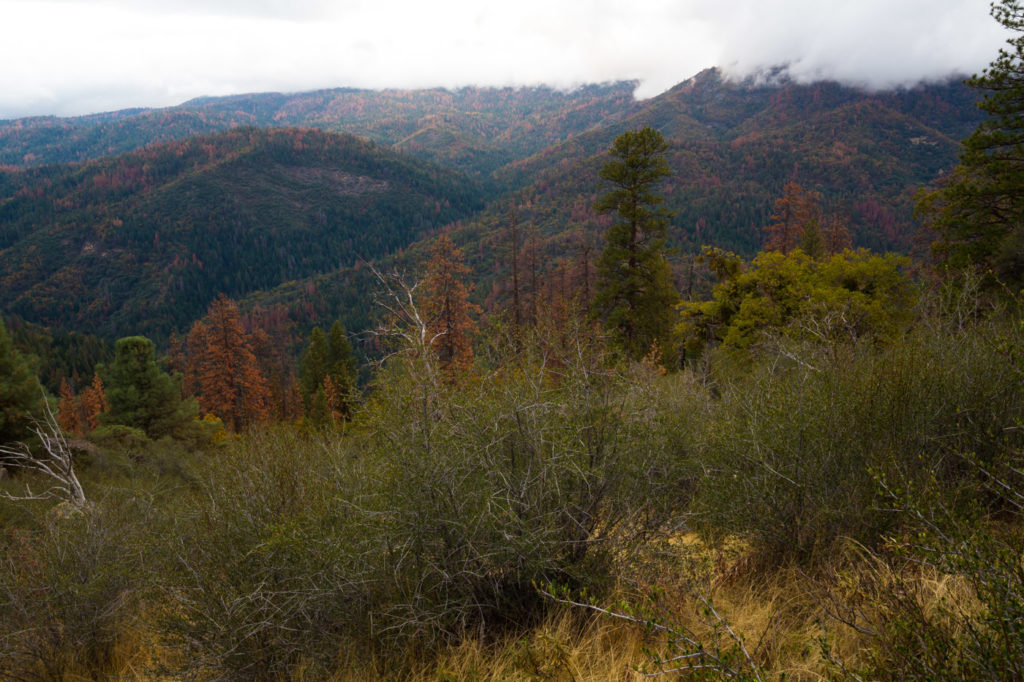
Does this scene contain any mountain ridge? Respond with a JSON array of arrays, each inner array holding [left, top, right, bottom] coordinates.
[[0, 71, 986, 346]]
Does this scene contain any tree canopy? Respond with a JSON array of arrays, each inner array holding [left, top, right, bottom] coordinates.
[[422, 234, 480, 378], [0, 317, 44, 446], [920, 0, 1024, 289], [679, 248, 916, 358], [98, 336, 201, 442], [184, 295, 271, 431], [299, 321, 357, 424], [592, 126, 679, 363]]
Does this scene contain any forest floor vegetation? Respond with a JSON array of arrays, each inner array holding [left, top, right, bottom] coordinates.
[[1, 284, 1022, 680]]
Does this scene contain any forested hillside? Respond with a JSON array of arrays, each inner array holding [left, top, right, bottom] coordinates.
[[0, 70, 983, 351], [0, 127, 482, 339], [233, 72, 983, 338], [0, 83, 641, 177], [492, 70, 980, 256]]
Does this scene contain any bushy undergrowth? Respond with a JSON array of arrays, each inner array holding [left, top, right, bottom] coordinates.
[[147, 330, 696, 677], [1, 293, 1022, 679], [0, 498, 147, 680], [690, 303, 1024, 563]]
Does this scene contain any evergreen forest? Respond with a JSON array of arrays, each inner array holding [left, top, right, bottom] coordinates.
[[2, 3, 1024, 679]]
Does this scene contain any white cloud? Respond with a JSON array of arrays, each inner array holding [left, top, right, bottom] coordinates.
[[0, 0, 1011, 118]]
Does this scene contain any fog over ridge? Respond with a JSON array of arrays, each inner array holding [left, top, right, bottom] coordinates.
[[0, 0, 1010, 118]]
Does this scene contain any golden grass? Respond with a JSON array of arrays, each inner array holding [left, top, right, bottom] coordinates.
[[37, 536, 986, 681]]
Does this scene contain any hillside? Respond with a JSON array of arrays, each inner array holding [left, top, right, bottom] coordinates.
[[234, 72, 983, 338], [0, 84, 642, 178], [494, 71, 980, 255], [0, 127, 482, 339], [0, 72, 985, 345]]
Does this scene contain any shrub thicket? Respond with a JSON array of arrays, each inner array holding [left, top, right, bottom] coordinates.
[[690, 301, 1024, 562]]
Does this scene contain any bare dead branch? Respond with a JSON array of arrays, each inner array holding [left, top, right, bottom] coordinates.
[[0, 389, 87, 508]]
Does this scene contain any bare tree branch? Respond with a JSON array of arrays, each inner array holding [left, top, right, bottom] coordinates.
[[0, 389, 87, 508]]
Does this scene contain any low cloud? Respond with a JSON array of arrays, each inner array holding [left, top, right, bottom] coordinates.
[[0, 0, 1011, 118]]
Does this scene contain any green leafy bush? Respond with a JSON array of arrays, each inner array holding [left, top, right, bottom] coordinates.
[[679, 248, 916, 360], [691, 302, 1024, 563]]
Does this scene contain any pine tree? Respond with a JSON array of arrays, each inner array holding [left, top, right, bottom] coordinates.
[[822, 213, 853, 256], [920, 0, 1024, 288], [592, 126, 679, 362], [299, 326, 329, 415], [764, 182, 822, 254], [246, 322, 299, 422], [185, 295, 270, 431], [800, 219, 825, 259], [307, 385, 331, 428], [99, 336, 200, 440], [0, 317, 44, 446], [326, 321, 357, 419], [422, 234, 480, 377]]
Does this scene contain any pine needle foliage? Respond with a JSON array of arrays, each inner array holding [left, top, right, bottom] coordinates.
[[592, 126, 679, 363]]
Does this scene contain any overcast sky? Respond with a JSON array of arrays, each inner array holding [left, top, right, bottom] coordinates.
[[0, 0, 1011, 119]]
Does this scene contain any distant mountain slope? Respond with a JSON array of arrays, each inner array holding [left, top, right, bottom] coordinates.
[[229, 73, 984, 341], [0, 84, 642, 178], [0, 127, 482, 338], [0, 71, 985, 347], [494, 70, 982, 256]]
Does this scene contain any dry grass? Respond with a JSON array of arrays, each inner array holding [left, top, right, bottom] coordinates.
[[28, 537, 987, 682], [406, 608, 648, 682]]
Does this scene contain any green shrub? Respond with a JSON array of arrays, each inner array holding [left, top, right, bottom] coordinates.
[[155, 327, 699, 676], [691, 306, 1024, 563], [156, 428, 373, 680]]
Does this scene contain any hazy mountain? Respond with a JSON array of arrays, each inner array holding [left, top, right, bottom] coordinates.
[[0, 84, 642, 178]]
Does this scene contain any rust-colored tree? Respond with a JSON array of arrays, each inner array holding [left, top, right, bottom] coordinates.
[[244, 306, 303, 422], [764, 182, 822, 254], [184, 295, 271, 431], [421, 234, 480, 378], [57, 378, 82, 436], [822, 213, 853, 255], [80, 373, 108, 432]]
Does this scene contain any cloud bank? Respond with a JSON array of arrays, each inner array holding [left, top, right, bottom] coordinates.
[[0, 0, 1011, 118]]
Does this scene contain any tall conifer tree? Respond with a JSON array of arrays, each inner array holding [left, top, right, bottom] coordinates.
[[57, 378, 81, 436], [99, 336, 199, 440], [299, 326, 329, 414], [422, 234, 480, 377], [592, 126, 679, 362], [185, 295, 270, 431], [764, 182, 822, 255], [0, 317, 44, 446], [326, 321, 357, 419], [80, 373, 108, 432], [920, 0, 1024, 288]]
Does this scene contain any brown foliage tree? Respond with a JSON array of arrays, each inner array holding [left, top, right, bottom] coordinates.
[[243, 306, 303, 422], [57, 378, 81, 436], [822, 213, 853, 255], [80, 373, 108, 432], [184, 295, 271, 431], [422, 234, 480, 378], [323, 375, 342, 422], [764, 182, 822, 254]]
